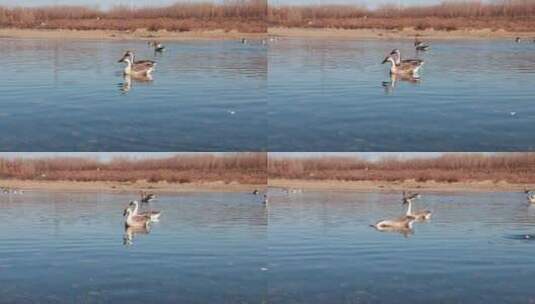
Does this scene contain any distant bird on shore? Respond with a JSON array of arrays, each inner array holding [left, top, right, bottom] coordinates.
[[382, 49, 424, 76], [515, 37, 521, 43], [241, 38, 247, 44], [118, 51, 156, 77]]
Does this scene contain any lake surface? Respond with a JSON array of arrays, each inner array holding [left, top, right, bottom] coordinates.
[[0, 39, 266, 151], [2, 190, 535, 303], [268, 39, 535, 151], [268, 190, 535, 303], [0, 191, 268, 303]]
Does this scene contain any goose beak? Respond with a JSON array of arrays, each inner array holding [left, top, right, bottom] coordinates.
[[382, 57, 389, 64]]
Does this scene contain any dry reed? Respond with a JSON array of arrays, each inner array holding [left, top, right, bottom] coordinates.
[[268, 153, 535, 184], [0, 153, 267, 184]]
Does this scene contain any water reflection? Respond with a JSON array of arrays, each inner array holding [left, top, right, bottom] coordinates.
[[382, 73, 421, 94], [123, 225, 151, 246], [119, 74, 153, 93]]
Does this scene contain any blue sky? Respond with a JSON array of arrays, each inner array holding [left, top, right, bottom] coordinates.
[[0, 0, 443, 9]]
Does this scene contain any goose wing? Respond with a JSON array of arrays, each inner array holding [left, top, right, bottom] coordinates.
[[132, 60, 156, 72]]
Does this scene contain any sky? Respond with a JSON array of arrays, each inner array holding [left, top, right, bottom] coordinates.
[[0, 0, 443, 9]]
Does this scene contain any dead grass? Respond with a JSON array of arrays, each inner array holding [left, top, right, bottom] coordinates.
[[0, 0, 267, 33], [268, 153, 535, 184], [269, 1, 535, 32], [0, 153, 267, 185]]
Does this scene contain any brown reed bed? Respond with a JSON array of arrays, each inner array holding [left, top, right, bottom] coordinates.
[[268, 153, 535, 184], [0, 0, 267, 33], [268, 1, 535, 32], [0, 153, 267, 185]]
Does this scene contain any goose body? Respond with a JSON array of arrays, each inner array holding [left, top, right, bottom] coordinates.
[[118, 51, 156, 77], [528, 193, 535, 204], [382, 49, 424, 76], [123, 207, 151, 228], [403, 191, 432, 221], [129, 200, 161, 221], [371, 215, 415, 231]]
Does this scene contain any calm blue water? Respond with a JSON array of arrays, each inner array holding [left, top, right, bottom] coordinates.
[[0, 191, 268, 303], [267, 190, 535, 303], [2, 190, 535, 303], [0, 39, 266, 151], [268, 39, 535, 151]]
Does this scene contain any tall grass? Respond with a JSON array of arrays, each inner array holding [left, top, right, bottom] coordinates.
[[268, 153, 535, 184], [0, 0, 267, 33], [269, 0, 535, 31], [0, 153, 267, 184]]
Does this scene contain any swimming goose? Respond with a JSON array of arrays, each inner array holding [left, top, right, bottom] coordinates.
[[129, 200, 161, 221], [382, 49, 424, 76], [403, 191, 432, 221], [149, 41, 165, 52], [414, 40, 430, 51], [123, 207, 151, 228], [140, 191, 157, 203], [263, 194, 268, 205], [118, 51, 156, 77], [515, 37, 521, 43], [241, 38, 247, 44], [371, 215, 415, 232]]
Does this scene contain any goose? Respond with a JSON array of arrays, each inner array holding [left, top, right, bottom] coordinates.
[[402, 191, 432, 220], [252, 189, 260, 195], [129, 200, 161, 221], [414, 40, 430, 51], [263, 194, 268, 205], [241, 38, 247, 44], [528, 193, 535, 204], [140, 191, 157, 203], [149, 41, 165, 52], [118, 51, 156, 77], [123, 207, 151, 228], [382, 49, 424, 76], [515, 37, 521, 43], [371, 215, 415, 234]]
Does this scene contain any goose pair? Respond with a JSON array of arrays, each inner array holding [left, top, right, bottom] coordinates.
[[382, 49, 424, 76], [118, 51, 156, 77], [371, 191, 432, 234], [123, 200, 161, 228]]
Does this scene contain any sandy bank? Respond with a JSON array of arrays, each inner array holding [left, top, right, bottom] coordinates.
[[269, 27, 535, 40], [0, 179, 262, 194], [0, 28, 266, 41], [269, 179, 533, 193]]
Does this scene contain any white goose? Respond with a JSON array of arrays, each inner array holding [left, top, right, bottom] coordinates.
[[118, 51, 156, 77], [403, 191, 432, 221], [123, 207, 151, 228], [382, 49, 424, 76], [129, 200, 161, 221]]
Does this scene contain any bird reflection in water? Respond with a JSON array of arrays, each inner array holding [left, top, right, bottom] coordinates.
[[382, 73, 420, 94], [123, 225, 151, 246], [119, 74, 153, 94]]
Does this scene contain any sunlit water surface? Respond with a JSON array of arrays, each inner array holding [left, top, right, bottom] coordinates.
[[268, 39, 535, 151], [267, 190, 535, 303], [0, 191, 268, 303], [0, 39, 266, 151]]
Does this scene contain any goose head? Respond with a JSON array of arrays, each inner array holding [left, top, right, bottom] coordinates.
[[382, 49, 401, 65], [118, 51, 134, 64]]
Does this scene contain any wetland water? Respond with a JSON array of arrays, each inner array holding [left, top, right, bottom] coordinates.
[[1, 190, 534, 303], [0, 39, 266, 151]]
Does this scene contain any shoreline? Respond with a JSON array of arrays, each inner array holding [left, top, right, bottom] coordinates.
[[269, 179, 533, 193], [0, 28, 266, 41], [269, 27, 535, 40], [0, 179, 262, 194], [1, 27, 533, 41]]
